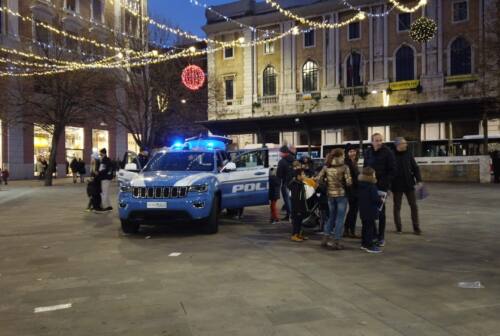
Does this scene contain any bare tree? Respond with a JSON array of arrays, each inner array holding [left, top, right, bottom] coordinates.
[[8, 69, 109, 186]]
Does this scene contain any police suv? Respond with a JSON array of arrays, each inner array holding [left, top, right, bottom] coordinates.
[[117, 136, 276, 234]]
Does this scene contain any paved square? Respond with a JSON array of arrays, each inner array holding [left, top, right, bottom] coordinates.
[[1, 181, 499, 335]]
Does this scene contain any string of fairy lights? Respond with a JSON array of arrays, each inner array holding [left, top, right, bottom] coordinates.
[[0, 0, 430, 77]]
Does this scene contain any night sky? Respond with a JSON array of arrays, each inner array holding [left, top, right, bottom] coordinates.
[[149, 0, 231, 37]]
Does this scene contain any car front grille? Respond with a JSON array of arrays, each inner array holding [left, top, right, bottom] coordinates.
[[132, 186, 188, 199]]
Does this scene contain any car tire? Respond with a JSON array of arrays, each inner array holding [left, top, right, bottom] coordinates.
[[201, 196, 219, 234], [121, 220, 140, 234]]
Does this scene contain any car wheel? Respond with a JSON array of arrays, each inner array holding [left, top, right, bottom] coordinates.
[[121, 220, 140, 234], [201, 196, 219, 234]]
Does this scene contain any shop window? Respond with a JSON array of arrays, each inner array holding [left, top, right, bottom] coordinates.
[[395, 45, 415, 81], [263, 66, 276, 96], [304, 30, 315, 48], [398, 13, 411, 32], [128, 133, 140, 153], [346, 52, 362, 87], [450, 37, 471, 75], [224, 46, 234, 59], [92, 129, 109, 154], [34, 125, 53, 175], [224, 77, 234, 101], [264, 41, 274, 54], [65, 126, 84, 161], [302, 60, 318, 93], [453, 1, 468, 22], [348, 22, 360, 40]]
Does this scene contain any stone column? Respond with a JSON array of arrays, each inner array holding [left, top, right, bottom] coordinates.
[[207, 41, 217, 120], [242, 29, 254, 115], [325, 14, 336, 90]]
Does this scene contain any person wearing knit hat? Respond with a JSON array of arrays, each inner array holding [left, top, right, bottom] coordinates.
[[277, 144, 296, 221]]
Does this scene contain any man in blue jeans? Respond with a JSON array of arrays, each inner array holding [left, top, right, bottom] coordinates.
[[276, 145, 295, 221], [363, 133, 396, 247]]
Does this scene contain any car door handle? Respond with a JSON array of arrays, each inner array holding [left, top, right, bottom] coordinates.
[[254, 172, 266, 176]]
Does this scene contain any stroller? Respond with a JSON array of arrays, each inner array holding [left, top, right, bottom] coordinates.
[[301, 178, 329, 230], [86, 178, 102, 210]]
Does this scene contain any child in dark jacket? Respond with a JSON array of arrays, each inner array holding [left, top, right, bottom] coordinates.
[[288, 169, 308, 242], [358, 167, 383, 253], [269, 168, 281, 224]]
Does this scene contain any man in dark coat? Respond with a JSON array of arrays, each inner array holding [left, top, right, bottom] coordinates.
[[276, 145, 295, 221], [392, 137, 422, 234], [363, 133, 396, 246], [491, 150, 500, 183]]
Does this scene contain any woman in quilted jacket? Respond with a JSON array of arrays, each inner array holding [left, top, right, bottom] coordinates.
[[316, 148, 352, 250]]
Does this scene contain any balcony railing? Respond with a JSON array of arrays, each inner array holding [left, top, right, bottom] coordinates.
[[296, 92, 321, 101], [339, 86, 366, 96], [258, 96, 279, 104], [224, 99, 242, 106]]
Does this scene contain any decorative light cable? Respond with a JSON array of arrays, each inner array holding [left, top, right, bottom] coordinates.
[[342, 0, 396, 17], [388, 0, 428, 13], [0, 6, 141, 55]]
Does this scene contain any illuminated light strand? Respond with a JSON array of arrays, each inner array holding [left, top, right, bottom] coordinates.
[[0, 46, 89, 66], [0, 7, 141, 55], [342, 0, 396, 17], [388, 0, 428, 13], [188, 0, 274, 35]]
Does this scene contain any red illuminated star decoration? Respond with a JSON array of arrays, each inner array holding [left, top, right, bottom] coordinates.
[[181, 65, 206, 91]]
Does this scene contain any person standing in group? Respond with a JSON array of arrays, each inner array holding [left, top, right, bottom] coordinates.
[[363, 133, 396, 247], [358, 167, 383, 254], [316, 148, 352, 250], [77, 158, 86, 183], [392, 137, 422, 235], [70, 156, 79, 183], [288, 169, 308, 242], [276, 145, 295, 221], [300, 156, 314, 177], [268, 167, 281, 224], [94, 148, 114, 212], [344, 144, 360, 238], [1, 167, 9, 185], [491, 149, 500, 183]]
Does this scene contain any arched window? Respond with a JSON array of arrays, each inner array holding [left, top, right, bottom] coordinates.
[[263, 66, 277, 96], [302, 60, 318, 92], [346, 52, 362, 87], [450, 37, 471, 75], [395, 45, 415, 81]]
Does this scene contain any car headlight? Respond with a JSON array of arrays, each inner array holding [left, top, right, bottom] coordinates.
[[120, 184, 132, 192], [189, 184, 208, 193]]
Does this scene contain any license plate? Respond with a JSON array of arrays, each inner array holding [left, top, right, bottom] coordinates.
[[147, 202, 167, 209]]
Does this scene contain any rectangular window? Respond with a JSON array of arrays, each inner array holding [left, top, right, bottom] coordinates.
[[224, 46, 234, 59], [264, 41, 274, 54], [224, 78, 234, 101], [453, 1, 468, 22], [348, 22, 360, 40], [92, 0, 103, 22], [398, 13, 411, 32], [66, 0, 76, 12], [304, 30, 315, 47]]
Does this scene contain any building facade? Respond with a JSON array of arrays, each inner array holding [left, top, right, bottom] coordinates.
[[0, 0, 146, 179], [203, 0, 500, 156]]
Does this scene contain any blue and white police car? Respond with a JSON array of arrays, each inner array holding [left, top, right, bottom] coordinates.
[[117, 136, 274, 234]]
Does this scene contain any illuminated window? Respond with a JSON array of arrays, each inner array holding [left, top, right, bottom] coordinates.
[[263, 66, 277, 96], [346, 52, 362, 87], [302, 60, 318, 93]]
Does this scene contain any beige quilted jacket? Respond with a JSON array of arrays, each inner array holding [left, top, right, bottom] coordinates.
[[317, 158, 353, 197]]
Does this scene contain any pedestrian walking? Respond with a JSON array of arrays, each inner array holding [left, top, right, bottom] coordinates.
[[94, 148, 114, 212], [363, 133, 396, 247], [70, 156, 79, 183], [491, 150, 500, 183], [276, 145, 295, 221], [288, 169, 308, 242], [316, 148, 352, 250], [77, 158, 86, 183], [1, 168, 9, 185], [344, 144, 360, 238], [269, 167, 281, 224], [392, 137, 422, 235], [358, 167, 383, 254]]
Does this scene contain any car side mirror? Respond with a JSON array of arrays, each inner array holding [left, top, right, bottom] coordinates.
[[124, 163, 138, 172], [221, 162, 236, 172]]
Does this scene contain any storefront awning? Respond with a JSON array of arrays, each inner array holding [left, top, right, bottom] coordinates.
[[198, 98, 497, 135]]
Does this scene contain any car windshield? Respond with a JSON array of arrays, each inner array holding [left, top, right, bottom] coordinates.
[[143, 151, 214, 172]]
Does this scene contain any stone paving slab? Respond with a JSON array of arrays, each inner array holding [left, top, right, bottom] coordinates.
[[0, 181, 499, 335]]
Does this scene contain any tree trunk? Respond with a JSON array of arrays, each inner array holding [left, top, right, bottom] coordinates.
[[44, 125, 63, 187]]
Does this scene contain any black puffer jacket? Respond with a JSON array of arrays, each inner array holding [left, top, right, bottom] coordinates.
[[363, 145, 396, 191], [288, 179, 308, 217], [345, 157, 359, 197], [392, 150, 422, 192]]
